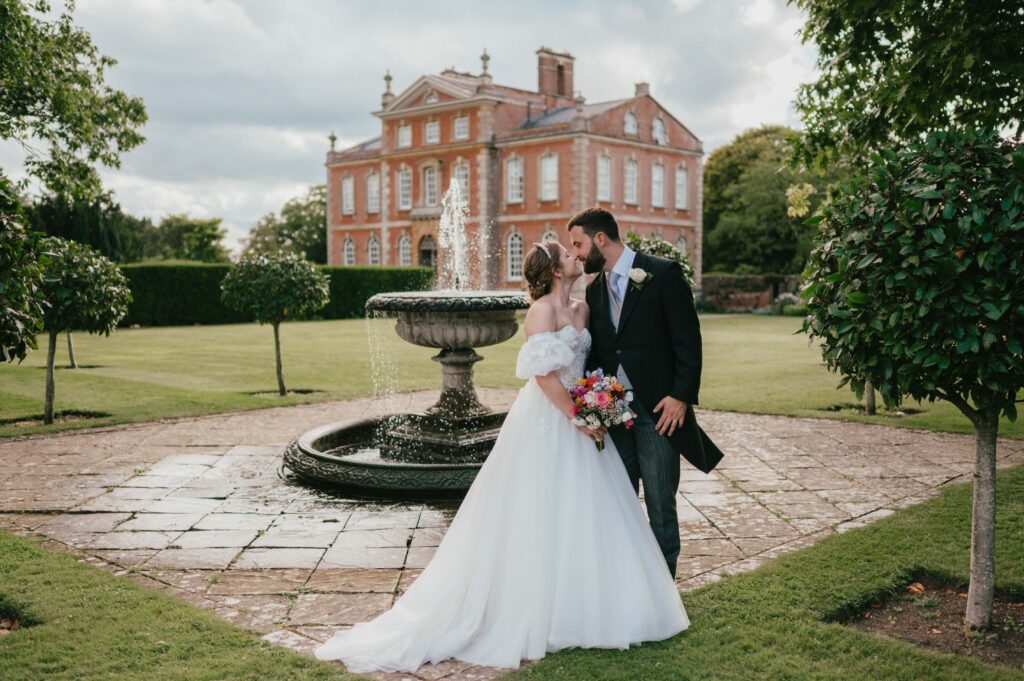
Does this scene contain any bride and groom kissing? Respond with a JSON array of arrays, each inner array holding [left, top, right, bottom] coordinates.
[[315, 207, 724, 673]]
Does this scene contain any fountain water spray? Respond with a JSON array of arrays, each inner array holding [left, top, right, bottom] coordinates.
[[284, 173, 529, 497]]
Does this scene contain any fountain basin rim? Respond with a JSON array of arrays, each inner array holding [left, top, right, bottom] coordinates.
[[367, 290, 529, 313], [296, 417, 485, 471]]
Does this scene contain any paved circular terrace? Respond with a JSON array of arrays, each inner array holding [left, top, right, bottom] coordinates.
[[2, 390, 1022, 681]]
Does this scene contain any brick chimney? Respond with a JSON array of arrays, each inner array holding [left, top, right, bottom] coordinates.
[[536, 47, 575, 106]]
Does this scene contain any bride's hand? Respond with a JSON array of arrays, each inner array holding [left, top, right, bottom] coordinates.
[[577, 425, 605, 443]]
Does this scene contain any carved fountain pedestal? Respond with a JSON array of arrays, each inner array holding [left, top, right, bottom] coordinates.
[[283, 291, 529, 497]]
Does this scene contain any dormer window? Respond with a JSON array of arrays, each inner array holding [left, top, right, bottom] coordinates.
[[624, 112, 638, 135], [397, 124, 412, 148], [653, 118, 667, 145]]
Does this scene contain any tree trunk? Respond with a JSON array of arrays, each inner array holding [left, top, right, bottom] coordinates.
[[273, 322, 286, 396], [965, 409, 999, 631], [66, 331, 78, 369], [45, 330, 58, 425], [865, 380, 876, 415]]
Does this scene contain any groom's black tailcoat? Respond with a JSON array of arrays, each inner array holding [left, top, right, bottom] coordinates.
[[585, 250, 723, 474]]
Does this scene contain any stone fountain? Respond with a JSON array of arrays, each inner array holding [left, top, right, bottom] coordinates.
[[283, 180, 528, 497]]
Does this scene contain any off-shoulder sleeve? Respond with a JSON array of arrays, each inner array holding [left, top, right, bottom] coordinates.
[[515, 333, 575, 379]]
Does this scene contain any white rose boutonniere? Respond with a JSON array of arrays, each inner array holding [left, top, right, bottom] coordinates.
[[627, 267, 654, 289]]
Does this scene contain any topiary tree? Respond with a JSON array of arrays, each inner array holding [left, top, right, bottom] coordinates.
[[801, 129, 1024, 631], [1, 176, 47, 363], [38, 237, 131, 423], [624, 230, 696, 288], [220, 252, 330, 396]]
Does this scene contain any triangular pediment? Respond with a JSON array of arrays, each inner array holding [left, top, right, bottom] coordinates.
[[383, 75, 476, 114]]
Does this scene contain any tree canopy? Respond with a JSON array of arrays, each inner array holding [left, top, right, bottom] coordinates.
[[0, 177, 46, 363], [0, 0, 147, 198], [244, 184, 327, 264], [26, 193, 160, 263], [791, 0, 1024, 169], [155, 214, 231, 263], [703, 125, 835, 274]]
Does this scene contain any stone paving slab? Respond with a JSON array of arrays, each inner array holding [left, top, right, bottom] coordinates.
[[1, 387, 1023, 680]]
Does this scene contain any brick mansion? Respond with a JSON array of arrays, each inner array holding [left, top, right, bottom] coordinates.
[[325, 47, 703, 290]]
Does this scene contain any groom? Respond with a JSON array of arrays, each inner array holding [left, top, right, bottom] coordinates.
[[568, 207, 723, 577]]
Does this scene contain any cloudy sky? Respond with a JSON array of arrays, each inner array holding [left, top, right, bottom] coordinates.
[[2, 0, 816, 253]]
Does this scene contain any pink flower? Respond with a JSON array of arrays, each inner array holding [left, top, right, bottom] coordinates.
[[594, 392, 611, 408]]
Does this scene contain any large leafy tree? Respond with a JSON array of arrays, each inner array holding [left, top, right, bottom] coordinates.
[[703, 125, 834, 273], [156, 213, 230, 263], [26, 192, 159, 263], [0, 176, 46, 363], [0, 0, 147, 198], [801, 129, 1024, 631], [220, 252, 330, 396], [791, 0, 1023, 169], [244, 184, 327, 263], [38, 237, 131, 423]]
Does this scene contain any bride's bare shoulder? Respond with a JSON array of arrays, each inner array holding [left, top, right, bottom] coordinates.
[[524, 298, 558, 337]]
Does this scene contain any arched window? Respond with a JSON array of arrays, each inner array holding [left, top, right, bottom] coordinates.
[[342, 237, 356, 266], [423, 165, 438, 206], [653, 118, 667, 145], [596, 155, 612, 202], [367, 235, 381, 266], [418, 235, 437, 269], [397, 167, 412, 210], [624, 160, 638, 204], [453, 161, 470, 199], [398, 234, 412, 266], [675, 165, 689, 210], [539, 227, 559, 244], [675, 236, 688, 256], [366, 172, 380, 213], [651, 163, 665, 207], [624, 112, 638, 135], [539, 153, 559, 201], [506, 157, 524, 203], [506, 232, 523, 280]]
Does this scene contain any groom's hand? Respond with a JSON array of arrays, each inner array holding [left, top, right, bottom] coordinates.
[[653, 397, 687, 436]]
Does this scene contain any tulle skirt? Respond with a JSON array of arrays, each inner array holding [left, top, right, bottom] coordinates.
[[314, 378, 689, 672]]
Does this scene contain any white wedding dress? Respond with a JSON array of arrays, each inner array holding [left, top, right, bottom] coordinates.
[[314, 325, 689, 672]]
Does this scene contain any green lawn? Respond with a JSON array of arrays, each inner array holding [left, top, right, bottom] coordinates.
[[1, 315, 1020, 439], [2, 464, 1021, 680]]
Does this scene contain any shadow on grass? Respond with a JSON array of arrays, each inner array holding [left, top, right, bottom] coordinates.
[[0, 410, 112, 428]]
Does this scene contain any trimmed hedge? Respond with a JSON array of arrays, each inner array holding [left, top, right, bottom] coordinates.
[[699, 273, 801, 311], [119, 261, 434, 327]]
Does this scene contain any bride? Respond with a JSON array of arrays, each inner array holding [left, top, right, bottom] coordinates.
[[314, 240, 689, 672]]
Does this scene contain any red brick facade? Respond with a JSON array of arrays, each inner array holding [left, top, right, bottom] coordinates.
[[326, 47, 703, 291]]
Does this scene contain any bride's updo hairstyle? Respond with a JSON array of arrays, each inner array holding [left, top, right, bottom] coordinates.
[[523, 240, 562, 301]]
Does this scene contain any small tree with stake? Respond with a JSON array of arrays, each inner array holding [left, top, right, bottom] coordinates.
[[38, 237, 131, 424], [801, 129, 1024, 631], [220, 251, 329, 396]]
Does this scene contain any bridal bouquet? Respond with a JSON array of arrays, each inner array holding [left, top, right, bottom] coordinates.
[[569, 368, 636, 451]]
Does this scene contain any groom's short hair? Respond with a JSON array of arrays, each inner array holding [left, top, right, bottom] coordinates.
[[567, 207, 621, 242]]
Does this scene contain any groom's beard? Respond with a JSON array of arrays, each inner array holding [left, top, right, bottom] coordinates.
[[582, 246, 606, 275]]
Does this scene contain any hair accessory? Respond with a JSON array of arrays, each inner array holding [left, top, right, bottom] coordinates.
[[531, 243, 551, 261]]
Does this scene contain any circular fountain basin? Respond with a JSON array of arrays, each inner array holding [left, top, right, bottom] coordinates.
[[283, 415, 502, 498], [285, 290, 530, 498]]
